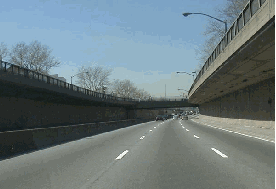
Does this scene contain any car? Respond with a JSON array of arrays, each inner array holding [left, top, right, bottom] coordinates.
[[156, 115, 165, 121], [173, 115, 178, 120], [181, 114, 188, 120], [185, 111, 193, 115]]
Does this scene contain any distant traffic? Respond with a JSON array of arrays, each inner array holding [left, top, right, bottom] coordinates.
[[155, 110, 199, 121]]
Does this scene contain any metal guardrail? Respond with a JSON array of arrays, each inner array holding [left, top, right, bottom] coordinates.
[[0, 61, 140, 103], [0, 61, 189, 103], [147, 97, 188, 102], [189, 0, 269, 95]]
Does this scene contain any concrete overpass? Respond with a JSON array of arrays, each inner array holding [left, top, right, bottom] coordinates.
[[0, 61, 198, 109], [0, 61, 197, 131], [188, 0, 275, 127], [135, 99, 197, 109]]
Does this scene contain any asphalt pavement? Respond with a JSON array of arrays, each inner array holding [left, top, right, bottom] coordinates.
[[0, 118, 274, 189]]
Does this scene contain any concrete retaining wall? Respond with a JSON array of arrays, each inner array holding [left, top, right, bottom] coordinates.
[[0, 96, 131, 132], [0, 119, 151, 159], [136, 109, 159, 119], [199, 77, 275, 128]]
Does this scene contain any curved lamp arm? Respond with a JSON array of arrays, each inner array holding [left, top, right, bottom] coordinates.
[[182, 12, 227, 33]]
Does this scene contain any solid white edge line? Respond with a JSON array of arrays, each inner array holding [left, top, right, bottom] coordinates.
[[211, 148, 228, 158], [115, 150, 129, 160], [191, 119, 275, 143]]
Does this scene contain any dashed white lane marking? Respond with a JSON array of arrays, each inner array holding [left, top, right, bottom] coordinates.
[[211, 148, 228, 158], [186, 129, 189, 132], [115, 150, 129, 160], [182, 126, 185, 128], [140, 136, 145, 140], [194, 135, 200, 139], [149, 130, 152, 132]]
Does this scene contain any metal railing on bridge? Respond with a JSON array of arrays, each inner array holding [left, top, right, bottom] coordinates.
[[189, 0, 269, 95], [0, 61, 190, 104], [0, 61, 142, 103], [145, 97, 188, 102]]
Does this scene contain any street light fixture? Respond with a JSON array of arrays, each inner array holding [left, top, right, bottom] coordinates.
[[71, 72, 89, 85], [176, 71, 196, 80], [178, 88, 189, 92], [182, 12, 227, 33], [177, 88, 189, 98]]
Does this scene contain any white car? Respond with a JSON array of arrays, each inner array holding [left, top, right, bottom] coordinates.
[[173, 115, 178, 120]]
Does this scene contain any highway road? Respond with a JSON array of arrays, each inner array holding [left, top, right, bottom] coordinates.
[[0, 118, 274, 189]]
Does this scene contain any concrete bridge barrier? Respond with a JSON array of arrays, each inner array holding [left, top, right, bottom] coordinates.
[[0, 119, 151, 160]]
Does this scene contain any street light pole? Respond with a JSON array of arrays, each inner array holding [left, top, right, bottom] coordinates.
[[71, 72, 89, 85], [71, 76, 74, 85], [177, 89, 189, 98], [165, 84, 166, 99], [182, 12, 227, 33]]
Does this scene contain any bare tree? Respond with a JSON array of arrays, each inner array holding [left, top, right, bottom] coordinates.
[[27, 40, 61, 74], [9, 42, 28, 67], [218, 0, 249, 24], [108, 79, 152, 100], [203, 0, 248, 41], [0, 42, 9, 61], [133, 88, 151, 100], [108, 79, 122, 96], [9, 40, 61, 74], [76, 64, 112, 92], [195, 36, 218, 71], [197, 0, 248, 66], [109, 79, 137, 98]]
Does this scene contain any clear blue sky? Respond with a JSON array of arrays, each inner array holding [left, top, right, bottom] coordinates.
[[1, 0, 226, 97]]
